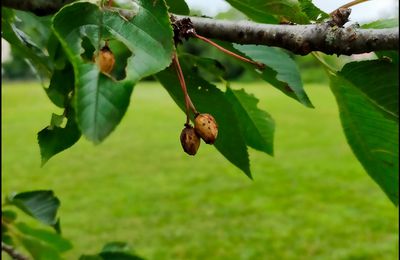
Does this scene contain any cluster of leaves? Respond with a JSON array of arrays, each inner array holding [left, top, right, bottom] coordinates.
[[1, 0, 398, 206], [2, 190, 144, 259]]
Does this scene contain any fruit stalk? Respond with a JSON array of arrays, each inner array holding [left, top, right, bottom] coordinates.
[[172, 53, 198, 124], [190, 31, 265, 70]]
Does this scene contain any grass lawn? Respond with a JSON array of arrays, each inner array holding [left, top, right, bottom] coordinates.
[[2, 81, 398, 259]]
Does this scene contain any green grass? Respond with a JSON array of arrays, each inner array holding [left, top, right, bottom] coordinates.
[[2, 81, 398, 260]]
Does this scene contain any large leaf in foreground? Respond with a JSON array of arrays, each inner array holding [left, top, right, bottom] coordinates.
[[156, 58, 251, 178], [225, 0, 309, 24], [1, 8, 51, 78], [6, 191, 61, 230], [225, 88, 275, 155], [53, 1, 174, 143], [329, 74, 398, 205], [234, 44, 313, 108], [339, 60, 398, 120]]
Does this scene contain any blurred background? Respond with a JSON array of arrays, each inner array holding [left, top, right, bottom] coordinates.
[[2, 1, 399, 259]]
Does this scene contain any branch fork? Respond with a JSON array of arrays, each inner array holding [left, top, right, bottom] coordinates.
[[171, 15, 266, 70]]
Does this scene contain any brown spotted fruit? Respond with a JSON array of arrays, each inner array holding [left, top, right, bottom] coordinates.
[[194, 113, 218, 144], [96, 45, 115, 74], [180, 124, 200, 155]]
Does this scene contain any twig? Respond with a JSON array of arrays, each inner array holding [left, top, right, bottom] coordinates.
[[2, 242, 30, 260], [191, 31, 265, 70], [330, 0, 370, 15], [172, 53, 198, 124]]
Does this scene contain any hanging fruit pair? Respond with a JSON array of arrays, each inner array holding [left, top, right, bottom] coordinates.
[[172, 53, 219, 156], [171, 17, 266, 156], [180, 113, 218, 156]]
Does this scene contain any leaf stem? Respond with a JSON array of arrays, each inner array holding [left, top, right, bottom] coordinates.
[[191, 32, 265, 70], [311, 52, 337, 73], [172, 53, 198, 124], [329, 0, 370, 15]]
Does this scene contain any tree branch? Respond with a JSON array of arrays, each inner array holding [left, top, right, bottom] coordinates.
[[2, 0, 75, 16], [2, 1, 398, 55], [176, 15, 398, 56]]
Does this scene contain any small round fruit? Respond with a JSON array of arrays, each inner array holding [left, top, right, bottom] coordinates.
[[96, 45, 115, 74], [180, 124, 200, 155], [194, 113, 218, 144]]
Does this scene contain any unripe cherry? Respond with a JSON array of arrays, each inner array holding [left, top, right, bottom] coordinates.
[[180, 124, 200, 155], [96, 45, 115, 74], [194, 113, 218, 144]]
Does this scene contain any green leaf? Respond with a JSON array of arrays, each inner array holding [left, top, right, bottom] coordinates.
[[80, 242, 145, 260], [15, 223, 72, 253], [225, 88, 275, 155], [361, 18, 399, 29], [80, 253, 144, 260], [38, 109, 81, 165], [17, 232, 62, 260], [298, 0, 329, 22], [375, 51, 399, 65], [165, 0, 190, 15], [156, 58, 251, 178], [107, 2, 140, 21], [329, 74, 399, 205], [2, 233, 14, 247], [339, 60, 398, 120], [180, 53, 226, 81], [2, 210, 17, 223], [102, 242, 132, 253], [52, 1, 174, 143], [1, 8, 51, 78], [80, 256, 103, 260], [99, 252, 145, 260], [6, 190, 61, 230], [14, 10, 53, 48], [233, 44, 313, 108], [1, 210, 16, 245], [100, 242, 145, 259], [224, 0, 309, 24]]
